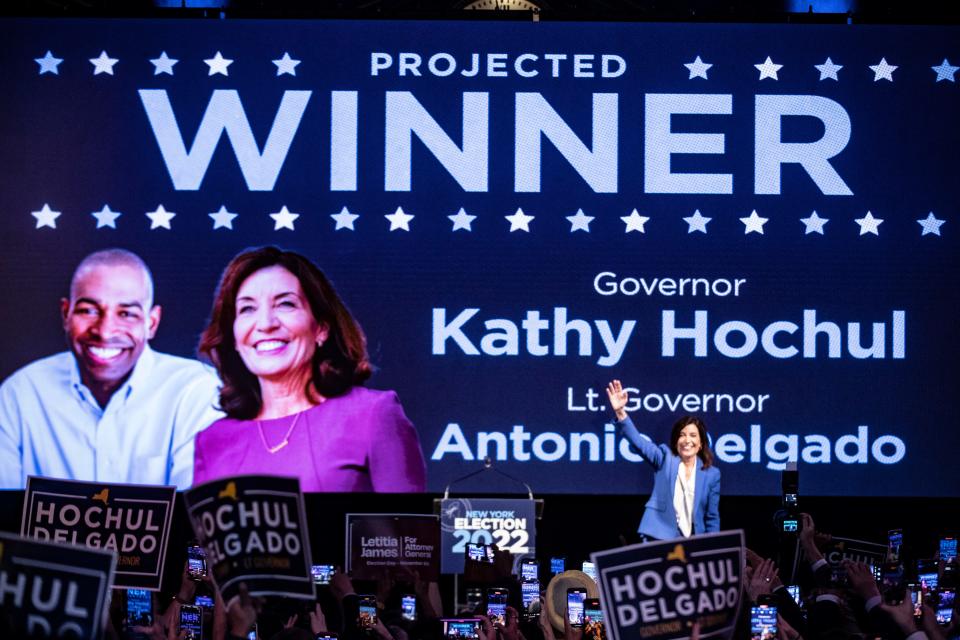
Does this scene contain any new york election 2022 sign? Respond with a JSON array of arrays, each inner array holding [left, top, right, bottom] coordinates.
[[1, 19, 958, 496], [185, 476, 314, 601], [20, 477, 175, 590], [591, 531, 744, 640]]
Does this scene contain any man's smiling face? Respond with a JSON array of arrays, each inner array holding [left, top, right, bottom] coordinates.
[[62, 263, 160, 394]]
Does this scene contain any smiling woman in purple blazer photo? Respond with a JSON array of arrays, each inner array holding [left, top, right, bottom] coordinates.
[[192, 246, 426, 492]]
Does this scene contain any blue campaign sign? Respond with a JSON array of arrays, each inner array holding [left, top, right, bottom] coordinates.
[[0, 18, 957, 496]]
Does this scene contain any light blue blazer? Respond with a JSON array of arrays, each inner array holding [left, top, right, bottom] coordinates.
[[618, 416, 721, 540]]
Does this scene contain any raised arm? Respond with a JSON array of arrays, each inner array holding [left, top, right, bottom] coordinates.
[[606, 380, 666, 469]]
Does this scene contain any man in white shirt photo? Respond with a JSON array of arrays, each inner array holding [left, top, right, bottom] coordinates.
[[0, 248, 222, 489]]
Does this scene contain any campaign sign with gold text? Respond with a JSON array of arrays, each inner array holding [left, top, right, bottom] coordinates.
[[184, 475, 313, 601], [0, 531, 116, 640], [591, 531, 744, 640], [20, 476, 175, 590]]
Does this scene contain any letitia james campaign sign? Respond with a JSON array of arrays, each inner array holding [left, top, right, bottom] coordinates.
[[0, 18, 957, 495]]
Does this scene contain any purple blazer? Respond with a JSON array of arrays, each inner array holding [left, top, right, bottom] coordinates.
[[193, 387, 426, 492]]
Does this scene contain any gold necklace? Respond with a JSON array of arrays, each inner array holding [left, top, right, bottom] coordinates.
[[257, 411, 302, 454]]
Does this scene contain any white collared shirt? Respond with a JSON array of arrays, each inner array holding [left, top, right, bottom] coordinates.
[[674, 461, 697, 537], [0, 347, 222, 489]]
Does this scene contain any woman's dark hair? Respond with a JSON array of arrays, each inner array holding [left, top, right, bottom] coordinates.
[[669, 415, 714, 469], [199, 246, 372, 419]]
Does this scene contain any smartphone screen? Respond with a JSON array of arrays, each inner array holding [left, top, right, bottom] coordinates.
[[487, 588, 508, 626], [786, 585, 801, 606], [178, 605, 203, 639], [442, 618, 481, 639], [567, 587, 587, 627], [187, 544, 207, 580], [315, 635, 338, 640], [582, 561, 598, 583], [782, 518, 799, 533], [584, 598, 604, 639], [358, 595, 377, 630], [937, 589, 956, 624], [941, 538, 958, 564], [311, 564, 335, 585], [521, 559, 539, 582], [521, 581, 540, 618], [126, 588, 152, 627], [888, 529, 903, 563], [194, 594, 214, 609], [551, 557, 566, 574], [247, 624, 258, 640], [750, 605, 777, 640], [401, 594, 417, 622], [908, 585, 922, 617], [919, 571, 939, 591]]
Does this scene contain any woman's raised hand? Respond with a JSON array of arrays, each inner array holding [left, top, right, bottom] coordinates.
[[606, 380, 629, 420]]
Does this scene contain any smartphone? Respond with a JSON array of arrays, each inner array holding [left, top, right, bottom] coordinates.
[[178, 604, 203, 640], [124, 588, 152, 638], [521, 580, 540, 620], [187, 544, 207, 581], [786, 585, 801, 606], [521, 558, 539, 582], [782, 518, 799, 533], [311, 564, 336, 585], [247, 624, 258, 640], [465, 587, 483, 612], [937, 588, 956, 625], [582, 561, 598, 583], [315, 635, 338, 640], [918, 560, 939, 591], [908, 584, 922, 617], [888, 529, 903, 564], [194, 594, 214, 609], [442, 618, 481, 639], [466, 543, 494, 564], [358, 595, 377, 630], [583, 598, 605, 640], [567, 587, 587, 627], [487, 587, 508, 626], [941, 537, 958, 564], [750, 604, 777, 640], [401, 594, 417, 622], [551, 557, 566, 574]]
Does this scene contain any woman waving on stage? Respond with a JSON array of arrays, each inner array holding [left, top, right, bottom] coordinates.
[[606, 379, 720, 540]]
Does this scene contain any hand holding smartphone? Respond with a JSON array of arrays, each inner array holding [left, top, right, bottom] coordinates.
[[487, 587, 508, 626]]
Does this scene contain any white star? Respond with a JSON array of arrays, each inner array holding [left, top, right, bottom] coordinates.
[[855, 211, 883, 236], [869, 58, 897, 82], [35, 51, 63, 75], [448, 207, 477, 232], [146, 204, 175, 230], [917, 212, 945, 236], [621, 209, 650, 233], [931, 59, 959, 83], [209, 205, 238, 230], [799, 211, 829, 235], [505, 208, 534, 232], [150, 51, 178, 76], [91, 205, 121, 229], [89, 51, 119, 76], [205, 51, 233, 76], [385, 206, 414, 232], [270, 205, 299, 231], [755, 56, 783, 81], [740, 210, 769, 235], [684, 56, 713, 80], [814, 57, 843, 81], [566, 208, 594, 232], [31, 204, 61, 229], [331, 206, 359, 231], [273, 52, 301, 76], [683, 209, 711, 234]]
